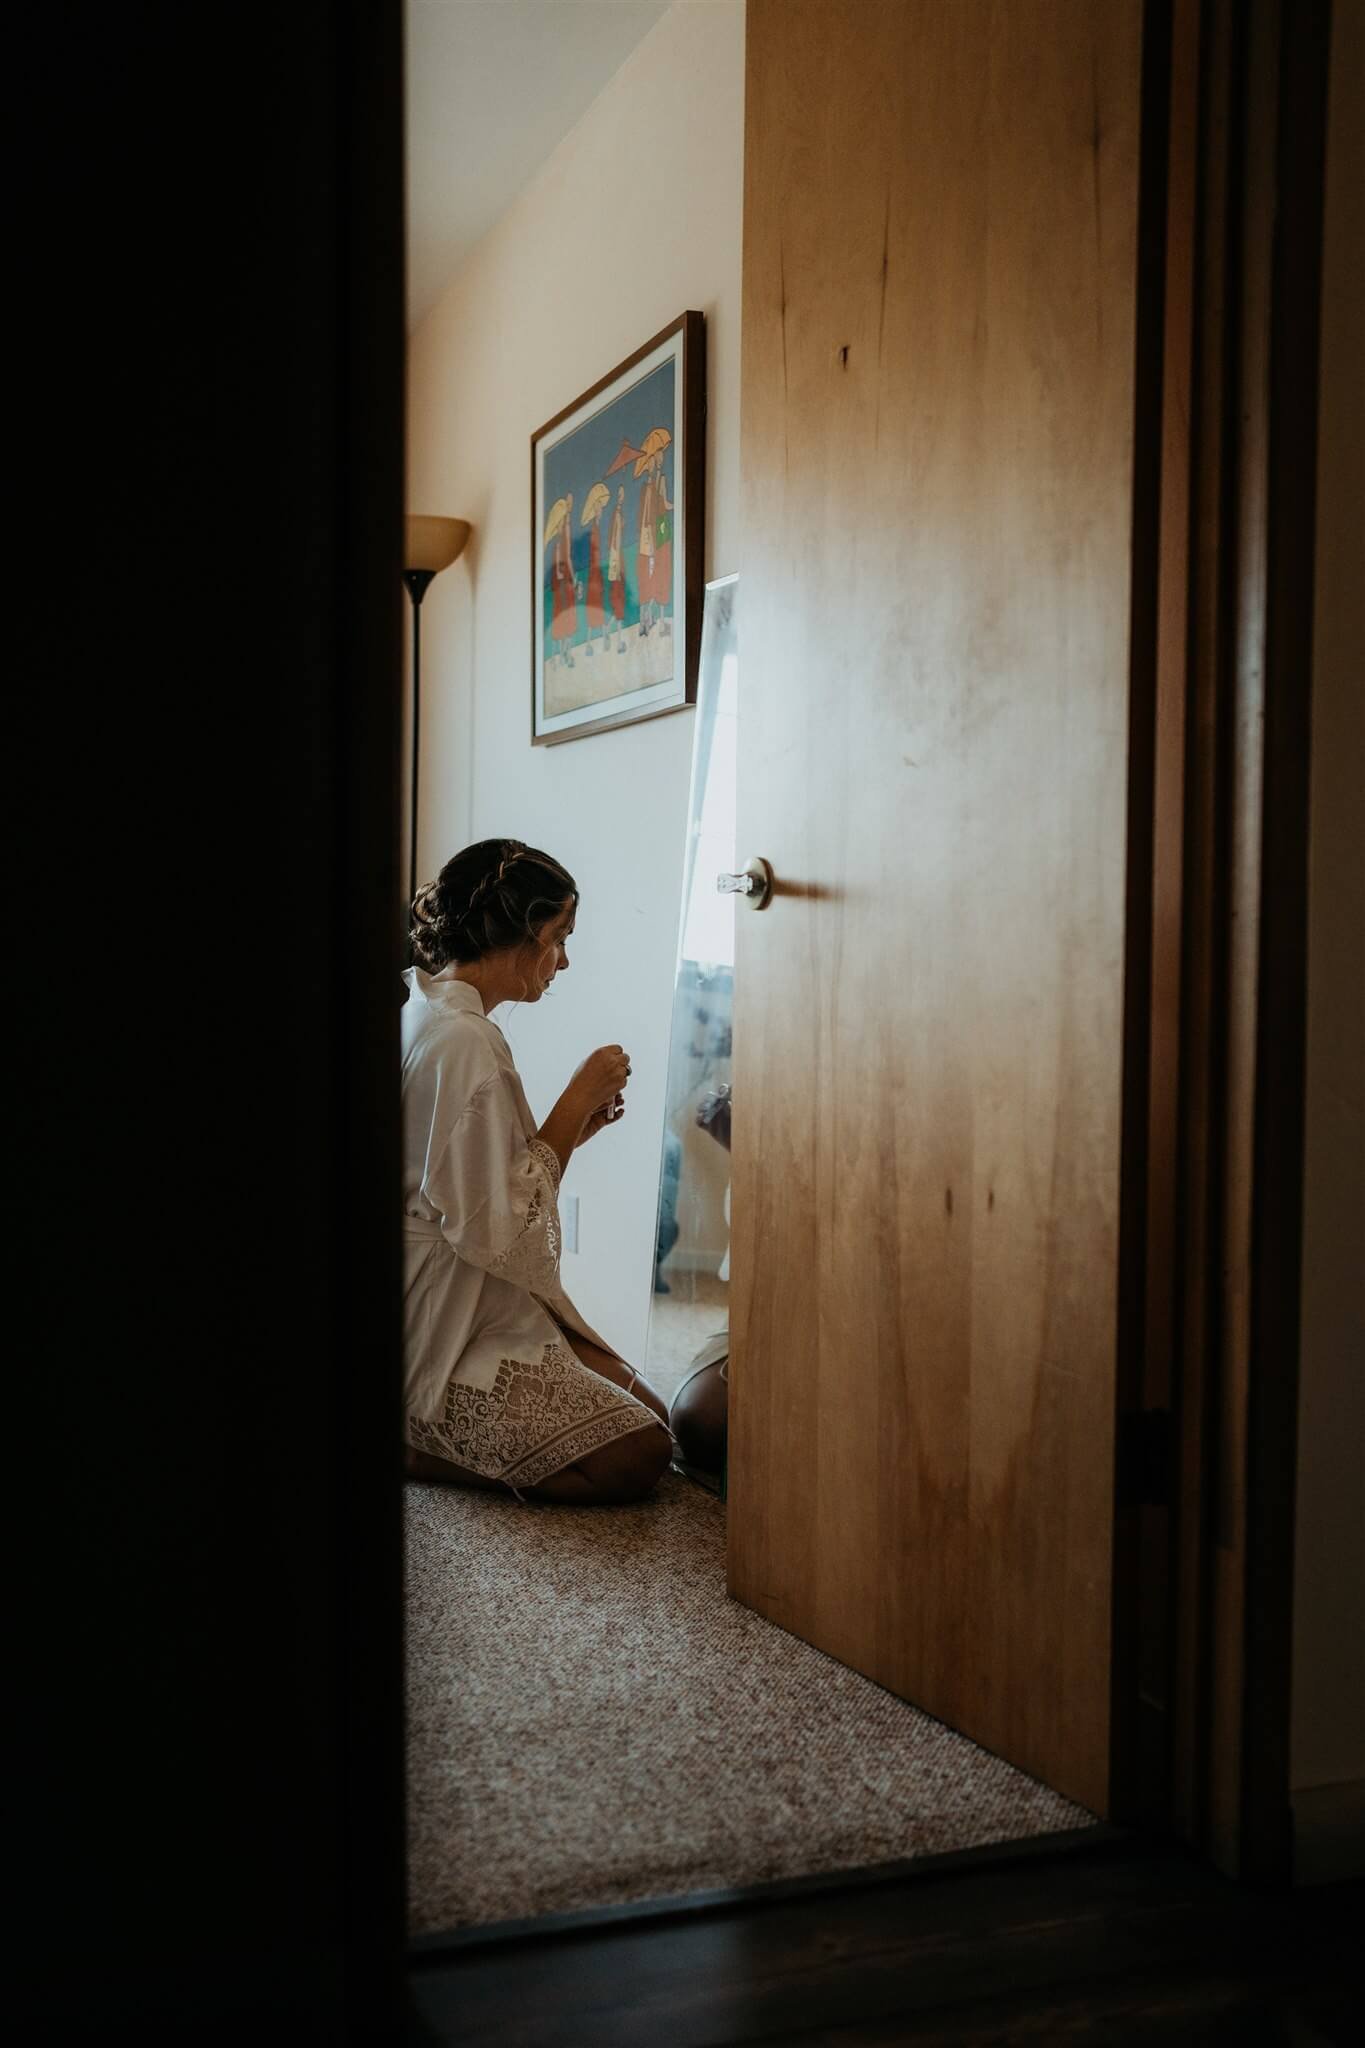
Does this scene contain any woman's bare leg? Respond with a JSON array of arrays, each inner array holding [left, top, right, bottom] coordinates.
[[534, 1422, 670, 1502], [405, 1428, 668, 1504]]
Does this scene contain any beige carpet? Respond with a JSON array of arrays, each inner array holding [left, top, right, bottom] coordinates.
[[405, 1472, 1093, 1934]]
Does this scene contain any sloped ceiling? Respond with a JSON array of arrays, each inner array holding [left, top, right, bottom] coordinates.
[[406, 0, 669, 330]]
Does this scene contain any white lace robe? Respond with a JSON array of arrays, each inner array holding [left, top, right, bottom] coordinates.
[[401, 967, 658, 1491]]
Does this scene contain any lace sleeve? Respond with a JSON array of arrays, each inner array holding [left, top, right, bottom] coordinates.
[[526, 1136, 562, 1193], [426, 1080, 564, 1296], [480, 1149, 562, 1289]]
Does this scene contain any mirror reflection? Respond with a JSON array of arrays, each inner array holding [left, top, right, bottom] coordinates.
[[646, 574, 738, 1492]]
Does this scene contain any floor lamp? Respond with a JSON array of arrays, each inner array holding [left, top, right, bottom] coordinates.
[[404, 516, 471, 921]]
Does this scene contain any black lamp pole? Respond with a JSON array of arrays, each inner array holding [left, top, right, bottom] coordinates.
[[402, 516, 469, 958], [403, 567, 437, 919]]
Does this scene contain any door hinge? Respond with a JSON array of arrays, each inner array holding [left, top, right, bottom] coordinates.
[[1123, 1408, 1173, 1507]]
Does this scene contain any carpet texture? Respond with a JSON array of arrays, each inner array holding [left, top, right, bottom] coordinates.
[[406, 1473, 1093, 1933]]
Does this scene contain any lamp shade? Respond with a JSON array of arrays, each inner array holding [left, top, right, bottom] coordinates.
[[405, 515, 471, 575]]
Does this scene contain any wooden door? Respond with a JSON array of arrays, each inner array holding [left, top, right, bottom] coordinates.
[[730, 0, 1145, 1815]]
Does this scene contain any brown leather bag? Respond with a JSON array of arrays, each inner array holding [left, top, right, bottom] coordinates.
[[669, 1327, 729, 1478]]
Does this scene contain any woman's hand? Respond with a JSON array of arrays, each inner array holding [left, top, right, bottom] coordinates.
[[570, 1044, 632, 1118], [577, 1091, 626, 1144], [538, 1045, 632, 1177], [695, 1082, 732, 1151]]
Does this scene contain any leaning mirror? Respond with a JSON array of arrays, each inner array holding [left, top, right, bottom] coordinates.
[[645, 573, 738, 1492]]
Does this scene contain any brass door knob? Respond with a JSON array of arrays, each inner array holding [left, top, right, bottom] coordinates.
[[716, 856, 774, 910]]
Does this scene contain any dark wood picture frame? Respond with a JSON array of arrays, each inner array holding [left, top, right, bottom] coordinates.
[[530, 310, 705, 745]]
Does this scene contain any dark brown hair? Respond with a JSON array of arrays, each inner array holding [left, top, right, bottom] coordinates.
[[409, 839, 578, 971]]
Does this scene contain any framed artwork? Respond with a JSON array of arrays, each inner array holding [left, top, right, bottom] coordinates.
[[531, 311, 705, 744]]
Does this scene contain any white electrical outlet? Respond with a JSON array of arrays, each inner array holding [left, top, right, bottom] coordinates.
[[562, 1193, 579, 1254]]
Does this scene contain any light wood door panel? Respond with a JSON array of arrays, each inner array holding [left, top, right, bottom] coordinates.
[[730, 0, 1143, 1815]]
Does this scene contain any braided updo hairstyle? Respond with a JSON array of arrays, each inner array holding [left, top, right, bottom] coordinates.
[[409, 839, 579, 971]]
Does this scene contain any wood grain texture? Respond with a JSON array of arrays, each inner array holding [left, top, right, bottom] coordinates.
[[730, 0, 1144, 1814]]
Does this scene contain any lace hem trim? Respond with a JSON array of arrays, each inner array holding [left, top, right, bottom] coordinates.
[[407, 1337, 658, 1490], [500, 1401, 659, 1492]]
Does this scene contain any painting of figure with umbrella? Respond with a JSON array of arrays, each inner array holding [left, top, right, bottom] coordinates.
[[531, 312, 705, 743]]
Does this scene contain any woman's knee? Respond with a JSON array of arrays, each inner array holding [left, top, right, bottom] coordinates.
[[575, 1420, 671, 1503]]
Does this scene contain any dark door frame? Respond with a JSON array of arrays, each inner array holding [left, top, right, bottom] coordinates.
[[1109, 0, 1334, 1880], [1145, 0, 1332, 1881]]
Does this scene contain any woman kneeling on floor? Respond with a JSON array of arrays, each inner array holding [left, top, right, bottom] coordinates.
[[401, 837, 672, 1503]]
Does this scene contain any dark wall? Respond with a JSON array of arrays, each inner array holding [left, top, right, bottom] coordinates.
[[14, 4, 406, 2036]]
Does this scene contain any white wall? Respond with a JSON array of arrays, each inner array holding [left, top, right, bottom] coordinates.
[[407, 1, 745, 1364], [1291, 0, 1365, 1871]]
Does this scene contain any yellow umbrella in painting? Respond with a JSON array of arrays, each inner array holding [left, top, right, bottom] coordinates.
[[632, 426, 672, 477], [606, 426, 672, 480], [543, 496, 570, 546], [580, 481, 610, 526]]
